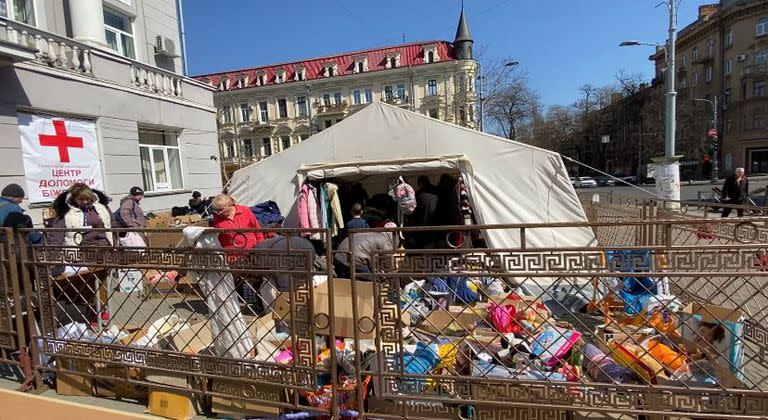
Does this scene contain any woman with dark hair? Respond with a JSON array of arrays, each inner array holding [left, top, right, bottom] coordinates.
[[49, 183, 114, 247]]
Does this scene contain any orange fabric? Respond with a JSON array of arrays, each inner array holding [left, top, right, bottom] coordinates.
[[647, 339, 687, 371]]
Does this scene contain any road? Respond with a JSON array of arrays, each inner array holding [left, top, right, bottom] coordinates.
[[578, 178, 768, 201]]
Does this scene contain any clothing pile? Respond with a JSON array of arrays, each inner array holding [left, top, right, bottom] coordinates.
[[299, 181, 344, 238]]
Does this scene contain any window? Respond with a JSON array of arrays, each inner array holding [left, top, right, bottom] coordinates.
[[218, 79, 228, 90], [353, 90, 362, 105], [384, 85, 393, 101], [257, 74, 266, 86], [757, 17, 768, 36], [297, 96, 308, 117], [104, 9, 135, 59], [427, 79, 438, 96], [681, 55, 687, 68], [459, 107, 467, 124], [300, 134, 309, 141], [333, 92, 342, 105], [276, 71, 285, 84], [323, 93, 331, 106], [278, 98, 288, 119], [225, 141, 234, 159], [692, 47, 699, 62], [428, 108, 439, 119], [242, 139, 254, 157], [261, 138, 272, 157], [281, 136, 291, 151], [753, 114, 767, 129], [295, 67, 305, 81], [324, 120, 333, 129], [692, 72, 699, 87], [724, 88, 732, 106], [259, 101, 269, 122], [365, 88, 373, 103], [396, 84, 406, 99], [239, 103, 251, 122], [725, 59, 733, 75], [754, 81, 766, 97], [236, 76, 247, 88], [757, 49, 768, 64], [726, 29, 733, 47], [221, 106, 232, 124], [389, 57, 397, 68], [707, 39, 714, 58], [0, 0, 36, 25], [706, 66, 713, 82], [427, 51, 435, 63], [139, 129, 183, 192]]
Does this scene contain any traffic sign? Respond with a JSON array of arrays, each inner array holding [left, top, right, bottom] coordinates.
[[708, 128, 718, 137]]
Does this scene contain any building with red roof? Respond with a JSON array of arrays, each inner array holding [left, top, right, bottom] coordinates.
[[194, 8, 477, 179]]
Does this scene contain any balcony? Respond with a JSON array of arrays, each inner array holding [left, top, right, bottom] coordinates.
[[0, 17, 210, 101], [384, 95, 411, 107], [742, 63, 768, 79], [692, 55, 714, 66], [314, 100, 349, 115]]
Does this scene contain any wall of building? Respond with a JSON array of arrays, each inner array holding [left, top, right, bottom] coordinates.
[[0, 63, 220, 223]]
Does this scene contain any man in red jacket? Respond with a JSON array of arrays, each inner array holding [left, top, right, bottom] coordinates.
[[211, 194, 266, 252]]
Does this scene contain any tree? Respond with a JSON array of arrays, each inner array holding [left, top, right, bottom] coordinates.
[[481, 58, 541, 141], [615, 69, 646, 96]]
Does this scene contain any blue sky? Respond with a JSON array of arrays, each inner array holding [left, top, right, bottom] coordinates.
[[183, 0, 702, 107]]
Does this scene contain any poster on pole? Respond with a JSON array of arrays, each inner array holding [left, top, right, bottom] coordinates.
[[18, 113, 103, 203], [655, 161, 681, 207]]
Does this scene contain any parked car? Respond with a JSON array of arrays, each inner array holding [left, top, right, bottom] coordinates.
[[593, 176, 616, 187], [575, 177, 598, 188], [616, 175, 639, 185]]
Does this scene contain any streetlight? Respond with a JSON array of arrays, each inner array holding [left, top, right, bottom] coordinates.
[[477, 61, 519, 132], [693, 96, 719, 182], [619, 0, 681, 204]]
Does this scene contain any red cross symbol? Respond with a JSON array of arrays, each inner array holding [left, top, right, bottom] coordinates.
[[38, 120, 84, 163]]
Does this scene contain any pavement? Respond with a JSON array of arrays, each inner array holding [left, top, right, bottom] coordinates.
[[578, 177, 768, 201]]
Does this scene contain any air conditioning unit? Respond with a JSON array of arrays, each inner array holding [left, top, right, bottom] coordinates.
[[736, 54, 747, 62], [154, 36, 179, 57]]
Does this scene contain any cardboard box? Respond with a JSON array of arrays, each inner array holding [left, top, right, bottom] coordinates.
[[147, 390, 195, 420], [146, 373, 198, 420], [145, 231, 184, 248], [164, 315, 281, 359], [417, 305, 487, 334], [120, 328, 148, 346], [56, 357, 93, 397], [167, 321, 211, 354], [93, 365, 147, 400], [210, 379, 284, 418], [272, 278, 408, 339]]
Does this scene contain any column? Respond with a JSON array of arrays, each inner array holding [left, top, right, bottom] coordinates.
[[69, 0, 108, 48]]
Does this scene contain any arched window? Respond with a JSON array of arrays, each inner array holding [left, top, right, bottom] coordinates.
[[757, 17, 768, 36]]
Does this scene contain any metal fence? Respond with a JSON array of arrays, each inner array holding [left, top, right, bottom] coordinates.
[[0, 213, 766, 419]]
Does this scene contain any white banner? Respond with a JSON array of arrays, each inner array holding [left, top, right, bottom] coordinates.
[[18, 113, 103, 203]]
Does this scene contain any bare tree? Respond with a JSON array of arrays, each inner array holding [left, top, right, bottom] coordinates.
[[481, 58, 541, 141], [615, 69, 646, 96]]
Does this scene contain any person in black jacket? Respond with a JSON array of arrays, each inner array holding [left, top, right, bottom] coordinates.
[[721, 167, 748, 218]]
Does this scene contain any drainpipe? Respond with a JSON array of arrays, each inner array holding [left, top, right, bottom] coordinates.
[[176, 0, 189, 76]]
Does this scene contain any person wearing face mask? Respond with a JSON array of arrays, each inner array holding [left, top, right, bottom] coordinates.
[[49, 183, 114, 247]]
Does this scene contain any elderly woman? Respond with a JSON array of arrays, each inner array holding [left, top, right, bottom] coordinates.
[[49, 183, 114, 247]]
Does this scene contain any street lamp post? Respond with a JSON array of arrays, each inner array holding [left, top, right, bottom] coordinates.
[[477, 61, 519, 132], [620, 0, 681, 205], [693, 96, 719, 182]]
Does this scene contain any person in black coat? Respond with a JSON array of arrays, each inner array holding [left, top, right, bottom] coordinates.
[[408, 176, 440, 249], [721, 167, 748, 218]]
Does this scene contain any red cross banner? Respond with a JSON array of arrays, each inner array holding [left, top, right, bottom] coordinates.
[[18, 113, 103, 203]]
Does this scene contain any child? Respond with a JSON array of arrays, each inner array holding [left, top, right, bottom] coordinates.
[[346, 203, 369, 230]]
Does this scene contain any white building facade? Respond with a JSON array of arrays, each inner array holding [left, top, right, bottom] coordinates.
[[196, 10, 478, 179], [1, 0, 221, 222]]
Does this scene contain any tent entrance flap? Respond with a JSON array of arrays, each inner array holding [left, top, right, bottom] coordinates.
[[298, 155, 471, 181]]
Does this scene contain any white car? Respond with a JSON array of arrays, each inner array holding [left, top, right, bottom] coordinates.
[[575, 177, 598, 188]]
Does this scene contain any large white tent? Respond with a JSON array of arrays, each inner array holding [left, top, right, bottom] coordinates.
[[228, 102, 596, 249]]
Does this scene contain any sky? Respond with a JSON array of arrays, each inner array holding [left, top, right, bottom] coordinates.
[[182, 0, 702, 107]]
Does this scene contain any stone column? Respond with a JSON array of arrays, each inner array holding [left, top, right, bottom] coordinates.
[[69, 0, 108, 48]]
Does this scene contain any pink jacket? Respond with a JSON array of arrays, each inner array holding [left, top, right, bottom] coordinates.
[[298, 183, 322, 238]]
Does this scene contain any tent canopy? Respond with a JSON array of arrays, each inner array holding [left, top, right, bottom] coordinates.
[[229, 102, 595, 249]]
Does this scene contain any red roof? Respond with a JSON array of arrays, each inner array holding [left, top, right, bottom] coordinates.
[[194, 40, 456, 90]]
